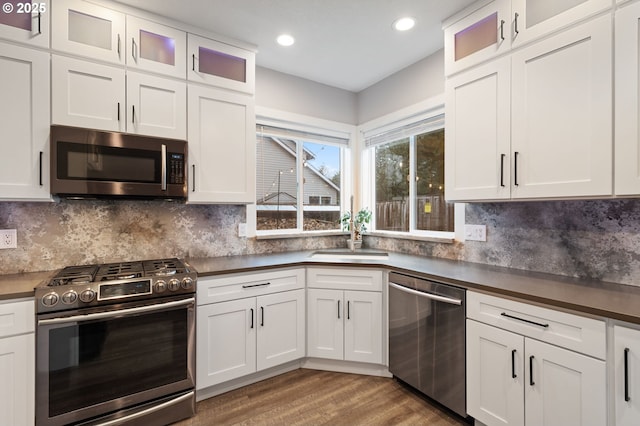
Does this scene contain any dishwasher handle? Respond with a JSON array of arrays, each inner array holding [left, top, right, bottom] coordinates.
[[389, 282, 462, 306]]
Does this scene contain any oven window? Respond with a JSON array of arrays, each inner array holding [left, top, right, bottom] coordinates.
[[47, 308, 188, 417]]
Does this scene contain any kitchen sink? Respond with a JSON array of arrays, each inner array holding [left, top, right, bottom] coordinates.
[[309, 250, 390, 260]]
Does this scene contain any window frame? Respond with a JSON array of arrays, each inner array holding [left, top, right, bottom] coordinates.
[[250, 108, 355, 238], [359, 97, 465, 242]]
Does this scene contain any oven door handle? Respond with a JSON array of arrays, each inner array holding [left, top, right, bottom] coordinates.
[[95, 390, 194, 426], [389, 282, 462, 306], [38, 297, 195, 326]]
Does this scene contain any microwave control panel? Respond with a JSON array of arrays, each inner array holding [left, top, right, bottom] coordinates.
[[169, 153, 185, 184]]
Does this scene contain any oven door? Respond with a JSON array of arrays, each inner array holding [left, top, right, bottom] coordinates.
[[36, 295, 195, 426]]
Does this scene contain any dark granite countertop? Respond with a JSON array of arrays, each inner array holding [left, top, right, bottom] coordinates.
[[2, 251, 639, 325]]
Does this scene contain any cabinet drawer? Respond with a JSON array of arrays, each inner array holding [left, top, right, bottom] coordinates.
[[307, 268, 382, 292], [197, 268, 304, 305], [467, 291, 605, 359], [0, 299, 34, 338]]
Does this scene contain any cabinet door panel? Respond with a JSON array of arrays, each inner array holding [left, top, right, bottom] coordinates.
[[307, 289, 343, 360], [188, 84, 255, 203], [344, 291, 382, 364], [445, 57, 511, 201], [614, 325, 640, 426], [52, 55, 124, 132], [525, 338, 606, 426], [0, 0, 49, 47], [126, 71, 186, 139], [257, 289, 305, 370], [196, 298, 256, 388], [615, 1, 640, 195], [0, 334, 34, 426], [52, 0, 124, 64], [511, 15, 612, 198], [0, 43, 50, 201], [466, 320, 524, 426]]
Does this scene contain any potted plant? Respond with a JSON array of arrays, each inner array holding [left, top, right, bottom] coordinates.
[[340, 208, 372, 249]]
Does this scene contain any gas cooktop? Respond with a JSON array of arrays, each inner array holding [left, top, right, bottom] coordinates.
[[36, 258, 196, 313]]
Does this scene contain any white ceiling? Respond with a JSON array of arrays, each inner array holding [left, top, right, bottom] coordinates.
[[114, 0, 475, 92]]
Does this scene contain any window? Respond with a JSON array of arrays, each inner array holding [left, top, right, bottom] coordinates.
[[256, 124, 347, 233], [365, 114, 455, 237]]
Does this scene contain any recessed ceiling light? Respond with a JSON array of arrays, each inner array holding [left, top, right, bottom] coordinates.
[[277, 34, 295, 46], [393, 17, 415, 32]]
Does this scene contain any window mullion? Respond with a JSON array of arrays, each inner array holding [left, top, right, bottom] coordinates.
[[409, 136, 417, 232], [296, 142, 304, 231]]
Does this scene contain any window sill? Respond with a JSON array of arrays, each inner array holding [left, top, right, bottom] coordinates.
[[256, 230, 346, 240], [366, 231, 455, 244]]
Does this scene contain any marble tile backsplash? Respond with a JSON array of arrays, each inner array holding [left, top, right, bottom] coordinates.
[[2, 198, 640, 287]]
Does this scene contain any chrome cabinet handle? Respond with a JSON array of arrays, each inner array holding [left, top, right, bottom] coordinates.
[[389, 282, 463, 305]]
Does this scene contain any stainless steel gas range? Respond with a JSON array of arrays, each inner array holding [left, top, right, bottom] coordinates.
[[35, 258, 196, 426]]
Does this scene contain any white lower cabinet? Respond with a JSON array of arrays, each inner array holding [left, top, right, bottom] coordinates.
[[614, 325, 640, 426], [0, 299, 35, 426], [306, 267, 383, 365], [196, 269, 305, 389], [466, 291, 606, 426]]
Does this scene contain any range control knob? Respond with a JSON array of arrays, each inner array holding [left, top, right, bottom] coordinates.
[[181, 277, 194, 289], [42, 292, 59, 307], [61, 290, 78, 304], [79, 289, 96, 303], [154, 280, 167, 293], [168, 278, 181, 291]]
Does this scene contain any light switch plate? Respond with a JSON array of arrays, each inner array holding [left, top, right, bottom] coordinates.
[[238, 223, 247, 237], [465, 224, 486, 242]]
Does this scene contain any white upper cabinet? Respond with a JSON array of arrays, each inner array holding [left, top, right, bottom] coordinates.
[[188, 84, 255, 204], [510, 15, 612, 199], [444, 0, 612, 76], [126, 16, 186, 79], [615, 0, 640, 195], [188, 33, 255, 94], [0, 0, 49, 47], [52, 55, 125, 132], [445, 57, 511, 201], [445, 0, 511, 76], [52, 0, 125, 64], [510, 0, 611, 48], [0, 43, 51, 201], [126, 71, 186, 139]]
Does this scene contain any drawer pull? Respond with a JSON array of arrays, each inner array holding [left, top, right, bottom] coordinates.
[[337, 300, 340, 319], [242, 282, 271, 289], [529, 355, 535, 386], [625, 347, 631, 402], [260, 306, 264, 327], [250, 308, 254, 329], [511, 349, 517, 378], [501, 312, 549, 328]]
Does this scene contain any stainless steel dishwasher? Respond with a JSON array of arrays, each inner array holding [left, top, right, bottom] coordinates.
[[388, 272, 466, 417]]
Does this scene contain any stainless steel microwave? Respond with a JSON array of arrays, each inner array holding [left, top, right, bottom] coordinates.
[[50, 125, 187, 200]]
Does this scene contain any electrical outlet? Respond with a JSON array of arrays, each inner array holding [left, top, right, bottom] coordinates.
[[465, 224, 486, 242], [0, 229, 17, 249], [238, 223, 247, 237]]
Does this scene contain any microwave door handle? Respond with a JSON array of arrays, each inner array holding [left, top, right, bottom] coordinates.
[[161, 144, 167, 191]]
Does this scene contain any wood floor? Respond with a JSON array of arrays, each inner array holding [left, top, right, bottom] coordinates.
[[174, 369, 471, 426]]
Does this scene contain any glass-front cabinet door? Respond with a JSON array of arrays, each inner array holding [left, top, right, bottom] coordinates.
[[52, 0, 125, 64], [126, 16, 187, 79], [187, 33, 255, 94], [0, 0, 49, 47], [510, 0, 611, 48], [444, 0, 511, 76]]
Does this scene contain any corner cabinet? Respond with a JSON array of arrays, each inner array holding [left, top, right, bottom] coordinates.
[[0, 42, 51, 201], [0, 299, 35, 426], [466, 291, 606, 426], [306, 268, 383, 365], [613, 324, 640, 426], [196, 269, 305, 389], [445, 14, 612, 201], [188, 84, 255, 204]]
